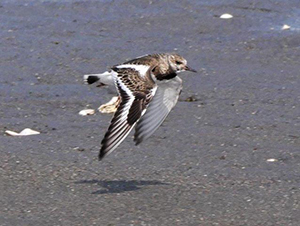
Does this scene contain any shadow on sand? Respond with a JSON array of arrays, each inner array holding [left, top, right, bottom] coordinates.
[[75, 179, 168, 194]]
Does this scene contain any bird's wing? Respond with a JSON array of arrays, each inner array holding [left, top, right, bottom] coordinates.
[[99, 65, 157, 160], [122, 54, 154, 65], [134, 76, 183, 145], [119, 54, 163, 67]]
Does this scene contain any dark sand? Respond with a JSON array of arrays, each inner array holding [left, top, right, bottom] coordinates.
[[1, 0, 299, 225]]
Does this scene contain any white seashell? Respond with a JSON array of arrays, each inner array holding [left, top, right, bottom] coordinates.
[[5, 130, 19, 136], [79, 109, 95, 116], [220, 14, 233, 19], [266, 158, 278, 162], [5, 128, 40, 136], [282, 24, 291, 30]]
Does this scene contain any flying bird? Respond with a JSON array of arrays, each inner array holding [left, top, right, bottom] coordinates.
[[83, 53, 196, 160]]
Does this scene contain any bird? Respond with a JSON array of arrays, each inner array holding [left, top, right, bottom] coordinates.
[[83, 53, 196, 160]]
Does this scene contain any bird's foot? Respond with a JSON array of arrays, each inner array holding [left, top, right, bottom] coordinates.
[[98, 96, 120, 113]]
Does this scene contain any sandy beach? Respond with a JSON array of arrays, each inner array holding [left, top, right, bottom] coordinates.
[[0, 1, 299, 225]]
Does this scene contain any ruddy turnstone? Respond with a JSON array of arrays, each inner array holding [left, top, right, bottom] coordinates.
[[84, 53, 196, 160]]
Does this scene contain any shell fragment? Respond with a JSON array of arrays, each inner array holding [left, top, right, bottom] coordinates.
[[5, 128, 40, 136], [79, 109, 95, 116], [267, 158, 278, 162], [282, 24, 291, 30], [220, 14, 233, 19]]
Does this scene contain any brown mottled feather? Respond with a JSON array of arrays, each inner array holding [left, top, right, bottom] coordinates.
[[118, 53, 173, 77], [99, 66, 156, 160], [112, 67, 155, 91], [95, 53, 195, 160]]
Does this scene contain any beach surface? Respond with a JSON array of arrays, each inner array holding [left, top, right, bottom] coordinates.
[[0, 0, 299, 225]]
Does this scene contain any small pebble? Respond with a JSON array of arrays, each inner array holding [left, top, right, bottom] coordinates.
[[282, 24, 291, 30], [185, 96, 198, 102]]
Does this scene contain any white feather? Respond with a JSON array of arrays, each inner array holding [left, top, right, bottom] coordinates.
[[83, 71, 116, 86], [116, 64, 150, 77]]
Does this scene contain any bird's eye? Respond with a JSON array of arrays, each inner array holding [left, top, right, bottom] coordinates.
[[175, 61, 182, 65]]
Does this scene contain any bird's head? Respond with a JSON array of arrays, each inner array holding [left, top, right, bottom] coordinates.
[[167, 53, 197, 73]]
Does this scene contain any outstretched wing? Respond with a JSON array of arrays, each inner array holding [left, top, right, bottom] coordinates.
[[134, 76, 182, 145], [99, 65, 157, 160]]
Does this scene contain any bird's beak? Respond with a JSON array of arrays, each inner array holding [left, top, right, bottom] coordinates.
[[185, 66, 197, 73]]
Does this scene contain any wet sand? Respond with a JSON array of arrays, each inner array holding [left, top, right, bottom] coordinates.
[[0, 1, 299, 225]]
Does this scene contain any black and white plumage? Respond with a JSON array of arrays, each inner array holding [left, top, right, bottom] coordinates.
[[83, 53, 196, 160]]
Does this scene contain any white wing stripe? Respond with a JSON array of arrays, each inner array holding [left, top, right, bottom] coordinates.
[[116, 64, 150, 77], [100, 68, 158, 159], [108, 121, 128, 138]]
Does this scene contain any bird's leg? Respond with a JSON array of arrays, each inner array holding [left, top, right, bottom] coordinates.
[[98, 96, 120, 113], [96, 82, 107, 88]]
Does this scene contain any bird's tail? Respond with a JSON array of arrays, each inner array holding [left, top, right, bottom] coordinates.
[[83, 74, 100, 84], [83, 71, 115, 86]]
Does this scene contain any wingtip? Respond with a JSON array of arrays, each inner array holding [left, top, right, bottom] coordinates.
[[98, 151, 105, 161], [134, 137, 142, 146], [98, 145, 107, 160]]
